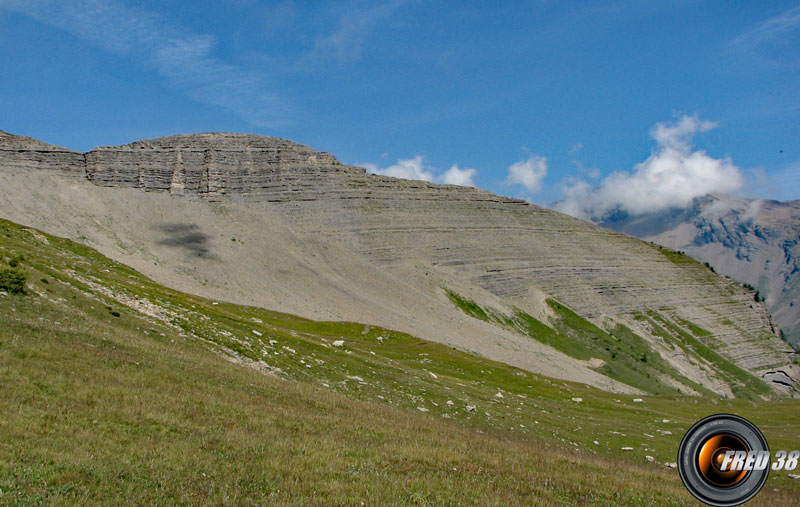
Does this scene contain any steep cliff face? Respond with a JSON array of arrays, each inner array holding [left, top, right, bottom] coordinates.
[[84, 133, 354, 193], [600, 195, 800, 350], [0, 131, 796, 397], [0, 130, 85, 176]]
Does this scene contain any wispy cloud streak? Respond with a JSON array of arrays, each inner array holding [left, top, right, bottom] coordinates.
[[0, 0, 286, 127], [734, 5, 800, 48], [732, 5, 800, 66], [309, 0, 409, 64]]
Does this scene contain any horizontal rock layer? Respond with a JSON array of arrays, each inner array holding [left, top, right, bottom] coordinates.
[[0, 130, 85, 176], [84, 133, 353, 194]]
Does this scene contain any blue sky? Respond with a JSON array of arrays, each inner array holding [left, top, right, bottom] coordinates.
[[1, 1, 799, 213]]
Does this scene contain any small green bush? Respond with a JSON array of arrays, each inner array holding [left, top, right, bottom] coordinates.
[[0, 267, 26, 294]]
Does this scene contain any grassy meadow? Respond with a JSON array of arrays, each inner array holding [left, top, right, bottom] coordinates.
[[1, 218, 799, 505]]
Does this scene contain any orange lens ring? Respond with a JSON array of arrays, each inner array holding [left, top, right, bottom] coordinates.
[[697, 434, 749, 487]]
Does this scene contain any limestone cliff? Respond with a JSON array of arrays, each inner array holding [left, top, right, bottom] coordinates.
[[0, 130, 84, 176]]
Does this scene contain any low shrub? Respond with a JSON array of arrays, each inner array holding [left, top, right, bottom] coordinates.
[[0, 267, 26, 294]]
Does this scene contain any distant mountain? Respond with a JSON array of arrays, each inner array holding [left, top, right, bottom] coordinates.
[[599, 194, 800, 350]]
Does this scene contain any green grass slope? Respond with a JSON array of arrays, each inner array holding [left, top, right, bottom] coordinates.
[[1, 219, 799, 505]]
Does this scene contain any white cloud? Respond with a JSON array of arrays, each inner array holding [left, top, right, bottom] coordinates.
[[554, 115, 744, 220], [364, 156, 478, 186], [0, 0, 285, 127], [505, 156, 548, 194], [365, 156, 434, 182], [441, 165, 477, 187]]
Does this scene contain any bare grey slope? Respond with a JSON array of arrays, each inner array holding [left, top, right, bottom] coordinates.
[[599, 194, 800, 350], [0, 131, 795, 397]]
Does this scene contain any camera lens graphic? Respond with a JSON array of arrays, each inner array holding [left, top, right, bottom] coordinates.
[[678, 414, 770, 506], [697, 433, 749, 487]]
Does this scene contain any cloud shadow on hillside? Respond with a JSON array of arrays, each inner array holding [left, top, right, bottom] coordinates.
[[155, 223, 214, 258]]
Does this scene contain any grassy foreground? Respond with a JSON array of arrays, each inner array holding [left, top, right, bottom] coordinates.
[[1, 218, 799, 505]]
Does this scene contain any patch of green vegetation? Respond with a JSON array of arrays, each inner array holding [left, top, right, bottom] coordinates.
[[443, 290, 745, 397], [445, 289, 491, 322], [0, 266, 26, 294], [672, 316, 712, 337], [658, 247, 693, 265], [641, 310, 771, 399], [1, 218, 798, 504]]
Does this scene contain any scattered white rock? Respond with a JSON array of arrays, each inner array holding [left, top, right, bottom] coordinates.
[[465, 405, 476, 412], [332, 340, 344, 347], [269, 340, 278, 345], [282, 346, 296, 354], [621, 447, 634, 451], [571, 397, 583, 403], [494, 392, 504, 399], [446, 400, 454, 407], [632, 398, 644, 403], [442, 414, 451, 419], [250, 318, 263, 323], [643, 433, 655, 439], [593, 441, 600, 446], [429, 371, 438, 379], [417, 407, 429, 413], [645, 456, 655, 462], [377, 336, 384, 342], [666, 462, 677, 469], [787, 474, 800, 480], [347, 376, 364, 382], [211, 302, 218, 305], [662, 419, 670, 423], [252, 330, 263, 337]]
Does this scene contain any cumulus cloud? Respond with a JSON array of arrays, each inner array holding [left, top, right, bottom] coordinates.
[[554, 115, 744, 220], [505, 156, 548, 194], [364, 157, 477, 187], [441, 164, 477, 187], [365, 156, 433, 181]]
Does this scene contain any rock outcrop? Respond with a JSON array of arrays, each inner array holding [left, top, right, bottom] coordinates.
[[84, 133, 356, 194], [0, 131, 795, 397], [0, 130, 85, 176]]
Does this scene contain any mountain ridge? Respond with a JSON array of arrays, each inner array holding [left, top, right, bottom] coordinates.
[[1, 129, 796, 397]]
